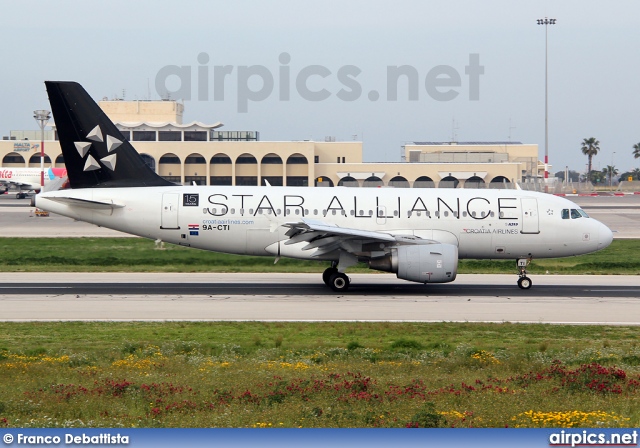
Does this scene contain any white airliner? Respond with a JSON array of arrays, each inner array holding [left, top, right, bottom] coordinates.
[[36, 81, 613, 291], [0, 167, 67, 198]]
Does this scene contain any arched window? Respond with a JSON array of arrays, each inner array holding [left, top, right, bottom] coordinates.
[[139, 153, 156, 171], [363, 176, 384, 188], [489, 176, 511, 189], [464, 176, 485, 188], [439, 176, 459, 188], [315, 176, 334, 187], [413, 176, 435, 188], [28, 154, 51, 164], [388, 176, 410, 188], [338, 176, 359, 187], [236, 154, 257, 164], [286, 154, 308, 164], [158, 153, 181, 183], [2, 153, 25, 165], [210, 153, 232, 185]]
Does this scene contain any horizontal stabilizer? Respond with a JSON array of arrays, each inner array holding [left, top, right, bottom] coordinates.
[[43, 196, 125, 210]]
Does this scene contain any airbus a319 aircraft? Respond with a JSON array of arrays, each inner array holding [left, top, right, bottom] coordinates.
[[36, 81, 613, 292], [0, 167, 67, 198]]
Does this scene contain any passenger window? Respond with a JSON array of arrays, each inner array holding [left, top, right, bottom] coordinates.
[[561, 209, 569, 219], [570, 209, 581, 219]]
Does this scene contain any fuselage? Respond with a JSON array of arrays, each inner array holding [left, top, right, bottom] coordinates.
[[37, 185, 613, 261], [0, 167, 67, 193]]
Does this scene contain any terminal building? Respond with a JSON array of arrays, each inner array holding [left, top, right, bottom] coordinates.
[[1, 99, 547, 188]]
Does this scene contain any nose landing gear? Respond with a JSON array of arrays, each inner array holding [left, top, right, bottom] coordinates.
[[517, 257, 533, 290]]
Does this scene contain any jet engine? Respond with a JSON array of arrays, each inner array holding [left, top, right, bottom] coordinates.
[[368, 243, 458, 283]]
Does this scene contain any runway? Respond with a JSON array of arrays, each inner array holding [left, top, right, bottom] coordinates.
[[1, 194, 638, 324], [1, 273, 638, 324]]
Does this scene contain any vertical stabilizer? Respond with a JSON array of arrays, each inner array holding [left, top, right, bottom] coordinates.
[[45, 81, 173, 188]]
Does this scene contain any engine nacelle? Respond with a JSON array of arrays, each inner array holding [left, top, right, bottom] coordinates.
[[368, 243, 458, 283]]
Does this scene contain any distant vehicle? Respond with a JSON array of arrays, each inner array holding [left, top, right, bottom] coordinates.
[[37, 81, 613, 291], [0, 167, 68, 198]]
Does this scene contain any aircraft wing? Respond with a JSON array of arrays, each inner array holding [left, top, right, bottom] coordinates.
[[282, 218, 429, 257], [1, 180, 35, 189]]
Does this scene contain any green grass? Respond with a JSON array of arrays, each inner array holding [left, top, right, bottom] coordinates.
[[0, 322, 639, 428], [0, 238, 639, 274]]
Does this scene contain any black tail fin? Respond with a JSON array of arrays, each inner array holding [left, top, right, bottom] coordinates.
[[45, 81, 173, 188]]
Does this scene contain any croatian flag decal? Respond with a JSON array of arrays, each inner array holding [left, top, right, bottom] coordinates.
[[188, 224, 199, 236]]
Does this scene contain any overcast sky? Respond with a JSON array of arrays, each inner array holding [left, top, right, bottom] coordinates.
[[1, 0, 639, 174]]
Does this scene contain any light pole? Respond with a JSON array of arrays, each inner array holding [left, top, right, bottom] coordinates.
[[610, 151, 616, 187], [537, 17, 556, 192], [33, 109, 51, 191]]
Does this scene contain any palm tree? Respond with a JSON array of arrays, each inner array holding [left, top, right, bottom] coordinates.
[[602, 165, 618, 187], [581, 137, 600, 181], [633, 143, 640, 159], [632, 168, 640, 180]]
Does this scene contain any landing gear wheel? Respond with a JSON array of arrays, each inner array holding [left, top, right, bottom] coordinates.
[[516, 257, 533, 290], [322, 267, 338, 285], [16, 193, 25, 199], [517, 276, 532, 290], [328, 272, 350, 292]]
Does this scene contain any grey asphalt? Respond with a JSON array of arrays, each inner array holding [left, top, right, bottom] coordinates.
[[0, 273, 638, 324]]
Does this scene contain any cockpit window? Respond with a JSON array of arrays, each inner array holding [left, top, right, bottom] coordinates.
[[578, 209, 589, 218], [570, 209, 582, 219], [561, 209, 569, 219]]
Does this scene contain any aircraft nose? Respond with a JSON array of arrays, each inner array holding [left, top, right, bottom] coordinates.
[[597, 222, 613, 249]]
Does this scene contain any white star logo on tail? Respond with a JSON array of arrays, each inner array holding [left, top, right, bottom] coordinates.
[[74, 125, 120, 172]]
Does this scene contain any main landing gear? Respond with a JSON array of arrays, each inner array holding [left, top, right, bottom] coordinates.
[[517, 258, 533, 290], [322, 264, 350, 292]]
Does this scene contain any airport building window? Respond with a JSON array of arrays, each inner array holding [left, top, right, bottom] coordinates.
[[261, 176, 283, 186], [159, 155, 181, 164], [185, 155, 206, 164], [159, 131, 182, 141], [211, 130, 259, 141], [140, 154, 155, 171], [262, 156, 283, 164], [236, 176, 258, 186], [211, 156, 232, 164], [133, 131, 156, 141], [286, 176, 308, 186], [236, 155, 257, 164], [210, 176, 232, 185], [2, 154, 24, 164], [287, 155, 308, 164], [29, 154, 51, 163], [184, 131, 207, 141], [185, 176, 206, 185], [118, 130, 130, 141]]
